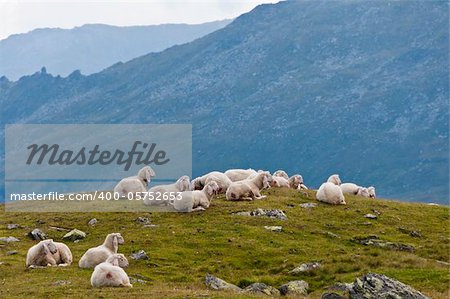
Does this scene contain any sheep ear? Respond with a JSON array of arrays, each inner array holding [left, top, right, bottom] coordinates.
[[112, 235, 118, 252]]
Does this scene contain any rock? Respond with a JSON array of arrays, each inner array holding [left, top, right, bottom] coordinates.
[[265, 209, 288, 220], [351, 236, 415, 252], [129, 277, 147, 284], [264, 226, 282, 232], [0, 236, 20, 243], [36, 220, 46, 224], [279, 280, 309, 296], [398, 227, 422, 238], [28, 228, 47, 240], [7, 224, 19, 230], [130, 250, 149, 260], [300, 203, 317, 208], [143, 224, 158, 228], [243, 283, 280, 296], [6, 250, 18, 255], [364, 214, 377, 219], [349, 273, 430, 299], [52, 280, 71, 286], [289, 262, 322, 274], [233, 209, 287, 220], [62, 229, 86, 242], [205, 273, 242, 291], [326, 232, 339, 238], [322, 293, 346, 299], [87, 218, 98, 226], [234, 211, 252, 216], [135, 217, 150, 224]]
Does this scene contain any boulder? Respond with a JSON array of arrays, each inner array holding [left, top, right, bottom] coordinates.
[[130, 250, 149, 260], [62, 229, 86, 242], [205, 273, 241, 292], [243, 283, 280, 296], [289, 262, 322, 274], [279, 280, 309, 296], [28, 229, 47, 240], [87, 218, 98, 226]]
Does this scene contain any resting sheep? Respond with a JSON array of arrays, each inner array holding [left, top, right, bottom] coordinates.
[[368, 186, 376, 198], [226, 172, 272, 201], [288, 174, 308, 190], [144, 175, 191, 206], [114, 166, 155, 197], [273, 170, 289, 180], [79, 233, 124, 268], [224, 169, 257, 182], [26, 239, 73, 268], [91, 254, 132, 288], [340, 183, 373, 198], [191, 171, 231, 194], [316, 182, 346, 205], [327, 174, 342, 185], [271, 175, 290, 188], [172, 181, 219, 212]]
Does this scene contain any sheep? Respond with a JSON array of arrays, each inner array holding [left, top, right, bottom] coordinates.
[[172, 181, 220, 212], [327, 174, 342, 185], [273, 170, 289, 180], [224, 168, 257, 182], [316, 182, 346, 205], [26, 239, 72, 268], [144, 175, 191, 206], [191, 171, 231, 194], [340, 183, 373, 198], [91, 254, 132, 288], [79, 233, 124, 268], [288, 174, 305, 189], [271, 175, 290, 188], [357, 187, 370, 198], [114, 166, 155, 197], [368, 186, 376, 198], [226, 172, 272, 201]]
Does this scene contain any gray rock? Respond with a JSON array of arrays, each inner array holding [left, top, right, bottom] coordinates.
[[351, 236, 415, 252], [264, 226, 283, 232], [6, 250, 18, 255], [87, 218, 98, 226], [364, 214, 377, 219], [322, 293, 346, 299], [62, 229, 86, 241], [349, 273, 429, 299], [52, 280, 71, 286], [129, 277, 147, 284], [279, 280, 309, 296], [7, 224, 19, 230], [28, 228, 47, 240], [300, 203, 317, 208], [0, 236, 20, 243], [130, 250, 149, 260], [244, 282, 280, 296], [289, 262, 322, 274], [326, 232, 339, 238], [205, 273, 241, 291], [135, 217, 150, 224], [233, 209, 287, 220], [398, 227, 422, 238]]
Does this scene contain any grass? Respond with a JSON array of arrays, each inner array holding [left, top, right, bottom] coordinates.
[[0, 188, 449, 298]]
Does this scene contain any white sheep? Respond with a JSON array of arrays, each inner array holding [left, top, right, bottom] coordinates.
[[316, 182, 346, 205], [368, 186, 376, 198], [144, 175, 191, 206], [91, 254, 132, 288], [357, 187, 370, 198], [340, 183, 373, 198], [271, 175, 290, 188], [273, 170, 289, 180], [26, 239, 73, 268], [79, 233, 124, 268], [288, 174, 306, 189], [114, 166, 155, 197], [226, 172, 272, 201], [172, 181, 219, 212], [224, 169, 257, 182], [191, 171, 231, 194], [327, 174, 342, 185]]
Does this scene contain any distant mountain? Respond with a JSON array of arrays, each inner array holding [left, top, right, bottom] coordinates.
[[1, 1, 448, 203], [0, 20, 231, 80]]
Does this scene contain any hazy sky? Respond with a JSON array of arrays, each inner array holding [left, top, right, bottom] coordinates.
[[0, 0, 280, 40]]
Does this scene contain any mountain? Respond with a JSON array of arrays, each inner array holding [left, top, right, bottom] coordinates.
[[0, 20, 231, 80], [1, 0, 448, 203]]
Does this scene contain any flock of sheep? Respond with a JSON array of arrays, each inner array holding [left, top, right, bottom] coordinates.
[[25, 166, 376, 288]]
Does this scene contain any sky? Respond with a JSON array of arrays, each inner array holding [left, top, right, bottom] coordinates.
[[0, 0, 280, 40]]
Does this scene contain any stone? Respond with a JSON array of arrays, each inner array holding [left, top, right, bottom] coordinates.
[[87, 218, 98, 226], [205, 273, 241, 292], [129, 277, 147, 284], [28, 229, 47, 240], [233, 209, 287, 220], [398, 227, 422, 238], [7, 224, 19, 230], [279, 280, 309, 296], [52, 280, 71, 286], [349, 273, 430, 299], [0, 236, 20, 243], [322, 293, 346, 299], [243, 282, 280, 296], [62, 229, 86, 242], [135, 217, 150, 224], [300, 203, 318, 208], [130, 250, 149, 260], [351, 236, 415, 252], [264, 226, 282, 232], [6, 250, 18, 255], [326, 232, 339, 238], [364, 214, 377, 219], [289, 262, 322, 274]]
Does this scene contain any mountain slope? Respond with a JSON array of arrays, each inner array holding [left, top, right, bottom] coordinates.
[[1, 1, 448, 203], [0, 20, 231, 80]]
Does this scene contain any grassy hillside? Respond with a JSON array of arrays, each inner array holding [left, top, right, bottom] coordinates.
[[0, 188, 449, 298]]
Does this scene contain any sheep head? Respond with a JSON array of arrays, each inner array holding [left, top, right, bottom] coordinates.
[[138, 166, 156, 183], [176, 175, 191, 191], [107, 253, 129, 268]]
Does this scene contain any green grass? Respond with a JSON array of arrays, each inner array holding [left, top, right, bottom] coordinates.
[[0, 189, 449, 298]]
